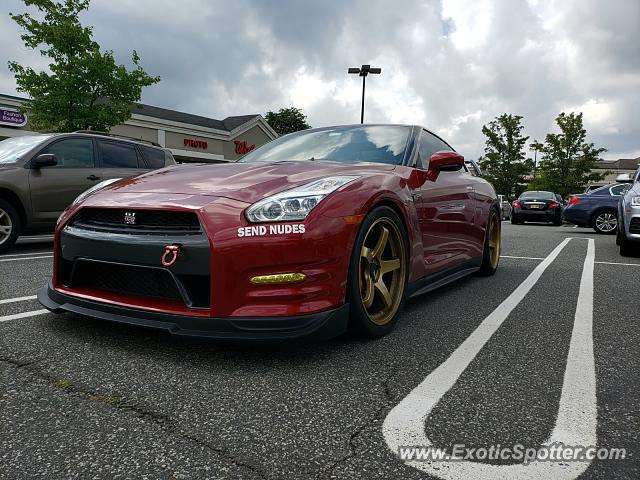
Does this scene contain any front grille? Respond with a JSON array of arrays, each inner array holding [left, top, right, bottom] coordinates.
[[70, 260, 183, 302], [630, 218, 640, 234], [71, 208, 201, 235]]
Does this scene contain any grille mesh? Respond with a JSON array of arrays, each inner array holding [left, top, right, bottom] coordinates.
[[71, 260, 183, 302], [71, 208, 201, 235], [630, 218, 640, 234]]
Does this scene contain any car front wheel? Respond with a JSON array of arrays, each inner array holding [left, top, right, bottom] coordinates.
[[478, 209, 501, 276], [619, 225, 637, 257], [0, 199, 20, 254], [347, 206, 408, 338]]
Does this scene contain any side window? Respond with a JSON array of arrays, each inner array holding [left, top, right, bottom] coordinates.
[[40, 138, 94, 168], [610, 184, 629, 196], [101, 141, 140, 168], [417, 131, 451, 169], [141, 146, 167, 169]]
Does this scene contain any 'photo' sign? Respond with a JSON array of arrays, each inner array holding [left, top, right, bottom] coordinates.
[[0, 108, 28, 128]]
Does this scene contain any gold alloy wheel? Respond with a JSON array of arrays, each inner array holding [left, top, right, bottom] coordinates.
[[359, 217, 406, 325], [488, 212, 501, 269]]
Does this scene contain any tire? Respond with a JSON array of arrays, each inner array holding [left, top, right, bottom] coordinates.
[[347, 206, 408, 338], [553, 216, 563, 226], [511, 215, 520, 225], [591, 209, 618, 235], [0, 199, 20, 254], [478, 208, 501, 276], [619, 225, 637, 257]]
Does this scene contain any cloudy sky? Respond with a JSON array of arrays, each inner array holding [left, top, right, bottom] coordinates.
[[1, 0, 639, 160]]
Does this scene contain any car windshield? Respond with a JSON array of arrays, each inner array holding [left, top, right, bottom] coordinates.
[[520, 191, 555, 200], [238, 125, 412, 165], [0, 135, 54, 164]]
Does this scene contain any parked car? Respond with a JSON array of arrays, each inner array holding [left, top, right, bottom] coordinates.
[[511, 191, 563, 225], [39, 124, 501, 341], [0, 132, 175, 252], [616, 170, 640, 256], [562, 183, 630, 234], [497, 195, 512, 220]]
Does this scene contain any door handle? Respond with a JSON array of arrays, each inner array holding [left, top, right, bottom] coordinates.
[[87, 175, 101, 181], [466, 186, 473, 190]]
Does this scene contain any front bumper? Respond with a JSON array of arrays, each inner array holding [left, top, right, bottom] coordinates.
[[39, 282, 349, 343]]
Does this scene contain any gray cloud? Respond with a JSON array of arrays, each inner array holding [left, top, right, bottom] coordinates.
[[1, 0, 638, 159]]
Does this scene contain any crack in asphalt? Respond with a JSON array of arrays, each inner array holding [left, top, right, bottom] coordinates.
[[0, 356, 269, 480], [315, 366, 398, 480]]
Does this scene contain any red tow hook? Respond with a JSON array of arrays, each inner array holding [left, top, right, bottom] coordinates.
[[161, 244, 182, 267]]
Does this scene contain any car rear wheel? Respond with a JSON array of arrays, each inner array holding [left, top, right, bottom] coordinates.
[[592, 210, 617, 235], [478, 209, 501, 276], [347, 206, 407, 338], [0, 200, 20, 254]]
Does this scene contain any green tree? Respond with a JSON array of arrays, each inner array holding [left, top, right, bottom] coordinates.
[[265, 107, 311, 135], [535, 112, 606, 197], [8, 0, 160, 132], [478, 114, 533, 199]]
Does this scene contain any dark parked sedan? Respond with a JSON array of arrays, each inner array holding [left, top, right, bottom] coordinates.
[[563, 183, 630, 234], [511, 191, 563, 226]]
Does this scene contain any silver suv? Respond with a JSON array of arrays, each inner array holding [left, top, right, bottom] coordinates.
[[0, 132, 175, 252], [616, 167, 640, 256]]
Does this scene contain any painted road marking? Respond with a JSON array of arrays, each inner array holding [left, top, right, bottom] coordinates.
[[0, 251, 53, 258], [595, 260, 640, 267], [502, 256, 640, 268], [383, 238, 597, 479], [0, 295, 38, 305], [0, 255, 53, 263], [501, 255, 544, 260], [0, 309, 49, 323]]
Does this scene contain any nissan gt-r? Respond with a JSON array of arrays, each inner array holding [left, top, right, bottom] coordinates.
[[39, 124, 501, 341]]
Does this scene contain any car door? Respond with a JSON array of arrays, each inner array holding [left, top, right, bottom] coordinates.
[[27, 137, 100, 223], [411, 130, 475, 274], [98, 140, 150, 181]]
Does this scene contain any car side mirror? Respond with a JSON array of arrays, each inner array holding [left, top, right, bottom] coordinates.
[[616, 173, 633, 183], [32, 154, 58, 168], [429, 151, 464, 172]]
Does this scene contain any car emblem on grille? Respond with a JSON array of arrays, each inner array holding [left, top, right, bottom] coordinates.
[[124, 212, 137, 225]]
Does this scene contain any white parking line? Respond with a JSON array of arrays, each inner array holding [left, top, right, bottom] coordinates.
[[595, 260, 640, 267], [0, 251, 53, 258], [501, 255, 544, 260], [0, 255, 53, 263], [0, 295, 38, 305], [383, 237, 597, 479], [0, 309, 49, 323]]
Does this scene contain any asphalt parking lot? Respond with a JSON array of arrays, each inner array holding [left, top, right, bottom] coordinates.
[[1, 223, 638, 480]]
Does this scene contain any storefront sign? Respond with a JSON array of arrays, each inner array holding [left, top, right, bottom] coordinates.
[[184, 138, 208, 149], [0, 108, 28, 128], [234, 140, 255, 155]]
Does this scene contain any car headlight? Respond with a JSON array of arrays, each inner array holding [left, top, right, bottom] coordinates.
[[71, 178, 122, 206], [245, 176, 359, 223]]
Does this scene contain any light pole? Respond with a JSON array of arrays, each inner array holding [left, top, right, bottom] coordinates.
[[348, 64, 381, 124], [529, 140, 543, 179]]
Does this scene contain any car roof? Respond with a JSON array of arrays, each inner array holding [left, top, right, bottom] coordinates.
[[35, 131, 165, 150]]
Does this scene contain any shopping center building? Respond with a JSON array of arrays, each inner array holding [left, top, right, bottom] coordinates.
[[0, 93, 277, 163]]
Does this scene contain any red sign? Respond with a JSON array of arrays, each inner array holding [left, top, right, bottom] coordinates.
[[184, 138, 208, 149], [234, 140, 256, 155]]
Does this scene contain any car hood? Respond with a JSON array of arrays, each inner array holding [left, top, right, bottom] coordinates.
[[99, 161, 396, 204]]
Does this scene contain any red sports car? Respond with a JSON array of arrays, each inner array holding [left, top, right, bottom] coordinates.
[[39, 125, 501, 341]]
